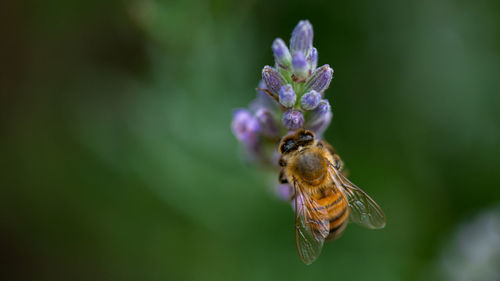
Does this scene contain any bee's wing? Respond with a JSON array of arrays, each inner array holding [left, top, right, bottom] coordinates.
[[328, 164, 386, 229], [293, 180, 329, 265]]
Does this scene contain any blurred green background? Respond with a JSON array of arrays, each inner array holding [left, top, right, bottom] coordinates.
[[2, 0, 500, 280]]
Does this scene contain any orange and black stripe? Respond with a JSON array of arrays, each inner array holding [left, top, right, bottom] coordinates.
[[312, 187, 349, 240]]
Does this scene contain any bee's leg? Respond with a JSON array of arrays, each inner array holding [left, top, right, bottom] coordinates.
[[318, 139, 336, 155], [332, 154, 345, 172], [279, 169, 288, 184], [278, 170, 295, 201], [320, 139, 346, 173]]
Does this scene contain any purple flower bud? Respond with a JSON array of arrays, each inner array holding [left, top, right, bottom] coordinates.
[[315, 99, 331, 116], [292, 52, 309, 80], [276, 183, 294, 201], [255, 108, 279, 138], [282, 109, 304, 130], [290, 20, 313, 56], [231, 109, 260, 147], [304, 64, 333, 93], [308, 99, 331, 123], [279, 84, 296, 108], [272, 38, 292, 68], [300, 90, 321, 110], [307, 111, 332, 137], [308, 47, 318, 70], [306, 99, 332, 136], [262, 66, 287, 96]]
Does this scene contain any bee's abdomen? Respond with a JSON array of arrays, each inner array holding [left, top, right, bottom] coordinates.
[[314, 189, 349, 241]]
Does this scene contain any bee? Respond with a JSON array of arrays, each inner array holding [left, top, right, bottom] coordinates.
[[278, 129, 386, 265]]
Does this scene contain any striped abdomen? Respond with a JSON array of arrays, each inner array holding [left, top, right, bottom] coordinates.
[[313, 187, 349, 241]]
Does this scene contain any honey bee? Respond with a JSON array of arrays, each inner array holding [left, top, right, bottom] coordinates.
[[278, 129, 386, 265]]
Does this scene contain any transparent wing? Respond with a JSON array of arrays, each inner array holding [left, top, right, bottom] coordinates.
[[328, 164, 386, 229], [293, 180, 329, 265]]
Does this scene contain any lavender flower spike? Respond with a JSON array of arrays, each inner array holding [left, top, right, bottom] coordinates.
[[272, 38, 292, 68], [279, 84, 296, 108], [232, 20, 337, 170], [308, 47, 318, 70], [282, 109, 304, 130], [262, 66, 287, 96], [304, 64, 333, 93], [290, 20, 313, 56], [300, 90, 321, 110], [292, 52, 309, 81]]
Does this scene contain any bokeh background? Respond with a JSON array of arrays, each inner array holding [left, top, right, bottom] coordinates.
[[2, 0, 500, 280]]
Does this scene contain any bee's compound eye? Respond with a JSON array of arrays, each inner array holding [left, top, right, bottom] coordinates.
[[280, 139, 296, 153], [332, 155, 342, 170], [279, 159, 286, 167], [300, 132, 313, 142], [296, 132, 314, 147]]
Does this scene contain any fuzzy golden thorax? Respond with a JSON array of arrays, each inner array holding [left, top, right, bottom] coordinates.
[[287, 146, 330, 186]]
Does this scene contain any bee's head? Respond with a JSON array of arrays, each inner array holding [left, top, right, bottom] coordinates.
[[279, 129, 315, 155]]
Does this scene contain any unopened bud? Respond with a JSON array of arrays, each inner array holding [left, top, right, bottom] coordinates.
[[307, 111, 332, 137], [304, 65, 333, 93], [231, 109, 260, 147], [300, 90, 321, 110], [279, 84, 296, 108], [308, 47, 318, 70], [306, 99, 332, 136], [272, 38, 292, 68], [282, 109, 304, 130], [310, 99, 331, 120], [292, 52, 310, 80], [262, 66, 287, 96], [290, 20, 313, 56]]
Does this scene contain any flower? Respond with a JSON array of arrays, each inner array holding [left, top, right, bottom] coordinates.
[[290, 20, 313, 56], [272, 38, 292, 68], [312, 99, 331, 118], [232, 20, 337, 194], [304, 65, 333, 93], [262, 66, 286, 96], [308, 47, 318, 70], [231, 109, 260, 147], [283, 109, 304, 130], [307, 110, 332, 137], [438, 206, 500, 281], [306, 99, 332, 136], [300, 90, 321, 110], [292, 52, 310, 81], [279, 84, 296, 108]]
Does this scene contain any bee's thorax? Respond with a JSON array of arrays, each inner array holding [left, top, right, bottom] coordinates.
[[292, 149, 327, 185]]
